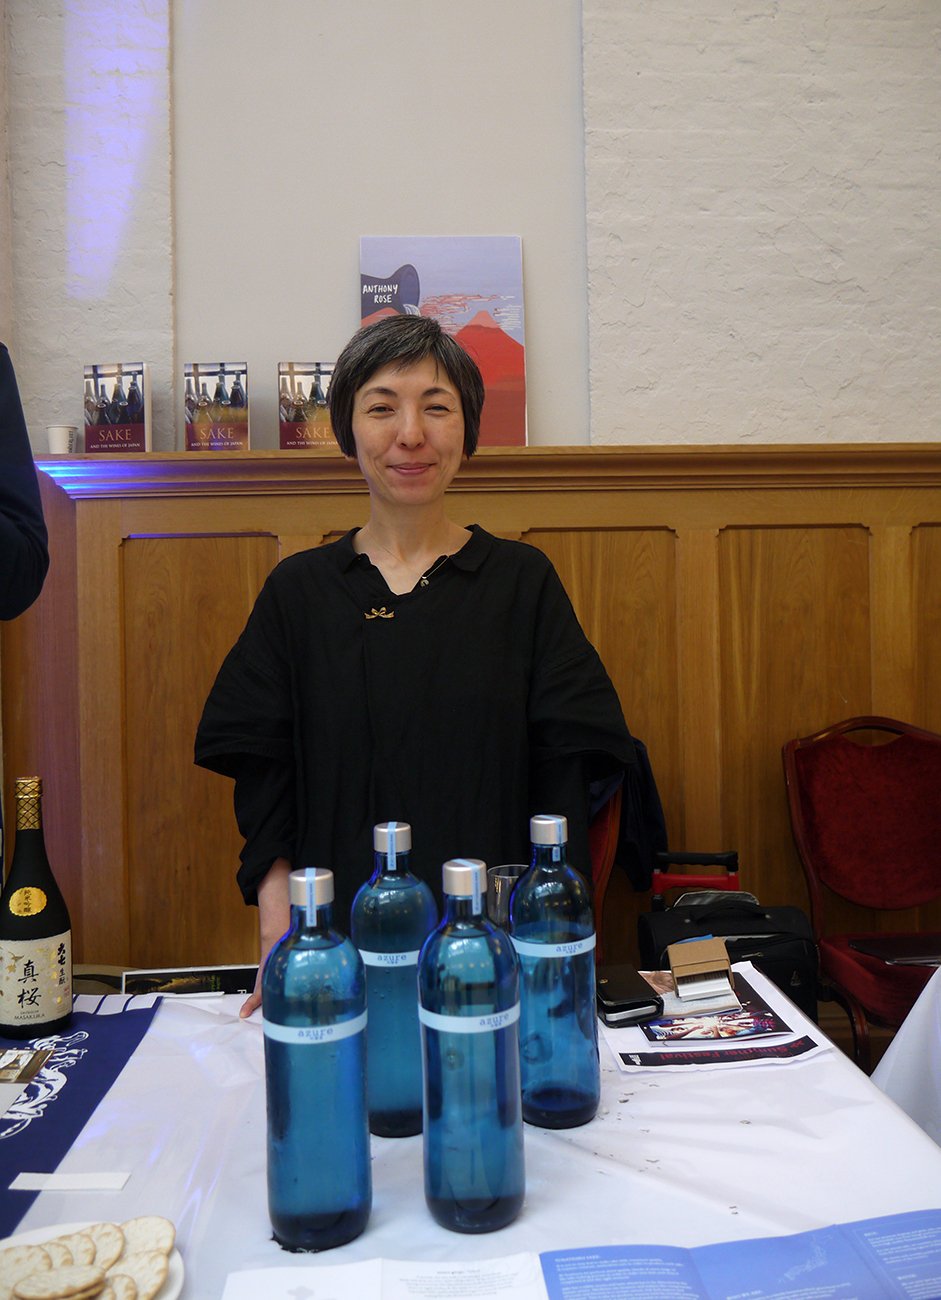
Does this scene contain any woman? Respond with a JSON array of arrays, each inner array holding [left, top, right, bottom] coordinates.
[[195, 315, 633, 1017]]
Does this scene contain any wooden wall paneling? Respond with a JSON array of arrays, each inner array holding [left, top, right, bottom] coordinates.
[[523, 528, 680, 965], [524, 529, 680, 801], [719, 526, 872, 914], [869, 526, 915, 723], [279, 534, 326, 561], [675, 528, 723, 854], [914, 524, 941, 735], [75, 499, 129, 964], [14, 446, 941, 973], [123, 534, 279, 968]]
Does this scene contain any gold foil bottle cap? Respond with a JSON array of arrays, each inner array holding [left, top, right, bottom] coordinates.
[[14, 777, 43, 830]]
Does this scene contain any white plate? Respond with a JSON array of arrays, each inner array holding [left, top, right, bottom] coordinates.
[[0, 1220, 184, 1300]]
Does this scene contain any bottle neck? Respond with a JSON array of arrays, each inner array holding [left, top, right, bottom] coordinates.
[[290, 900, 334, 934], [531, 842, 567, 872], [443, 894, 484, 924], [372, 848, 410, 880], [15, 795, 43, 833]]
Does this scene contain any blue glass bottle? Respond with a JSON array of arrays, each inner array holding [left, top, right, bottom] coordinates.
[[418, 858, 525, 1233], [351, 821, 438, 1137], [262, 868, 371, 1251], [510, 814, 600, 1129]]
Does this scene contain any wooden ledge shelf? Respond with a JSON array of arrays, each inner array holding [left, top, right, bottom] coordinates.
[[36, 442, 941, 499]]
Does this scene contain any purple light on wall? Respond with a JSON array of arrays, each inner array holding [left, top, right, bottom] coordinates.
[[63, 2, 168, 301]]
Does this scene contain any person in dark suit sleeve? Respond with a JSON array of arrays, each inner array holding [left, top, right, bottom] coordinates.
[[0, 343, 48, 620]]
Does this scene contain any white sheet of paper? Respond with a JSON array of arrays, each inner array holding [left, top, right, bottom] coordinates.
[[10, 1171, 130, 1191], [222, 1258, 383, 1300], [222, 1254, 548, 1300]]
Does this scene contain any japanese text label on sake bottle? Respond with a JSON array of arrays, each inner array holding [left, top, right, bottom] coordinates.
[[418, 857, 525, 1234], [0, 778, 72, 1039], [510, 813, 600, 1129], [262, 867, 371, 1252], [351, 821, 438, 1137]]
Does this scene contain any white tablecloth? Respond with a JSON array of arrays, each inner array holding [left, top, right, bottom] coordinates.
[[13, 966, 941, 1298], [872, 965, 941, 1145]]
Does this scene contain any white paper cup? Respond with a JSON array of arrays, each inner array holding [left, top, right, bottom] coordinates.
[[46, 425, 78, 454]]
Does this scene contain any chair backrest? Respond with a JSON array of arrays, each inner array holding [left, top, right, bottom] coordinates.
[[590, 783, 623, 965], [783, 716, 941, 936]]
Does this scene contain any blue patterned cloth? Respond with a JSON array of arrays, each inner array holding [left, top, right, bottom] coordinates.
[[0, 996, 161, 1237]]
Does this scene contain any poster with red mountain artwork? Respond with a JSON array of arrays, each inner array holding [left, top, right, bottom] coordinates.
[[360, 236, 526, 446]]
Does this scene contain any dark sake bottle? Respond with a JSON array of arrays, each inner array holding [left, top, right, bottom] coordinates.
[[184, 375, 197, 425], [84, 379, 98, 426], [419, 858, 525, 1233], [310, 365, 327, 408], [194, 383, 213, 422], [0, 778, 72, 1039], [229, 371, 246, 417], [126, 372, 144, 424], [351, 821, 438, 1137], [109, 367, 127, 424], [262, 868, 371, 1251], [211, 369, 230, 422], [510, 814, 600, 1129]]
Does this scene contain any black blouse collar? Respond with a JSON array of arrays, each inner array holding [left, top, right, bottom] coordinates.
[[335, 524, 493, 574]]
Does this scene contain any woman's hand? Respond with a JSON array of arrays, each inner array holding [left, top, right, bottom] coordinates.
[[240, 857, 292, 1019]]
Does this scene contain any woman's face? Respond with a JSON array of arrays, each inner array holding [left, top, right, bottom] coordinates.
[[350, 357, 466, 510]]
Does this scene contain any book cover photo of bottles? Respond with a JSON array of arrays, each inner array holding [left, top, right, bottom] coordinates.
[[83, 362, 152, 453], [279, 363, 334, 449], [184, 362, 249, 451]]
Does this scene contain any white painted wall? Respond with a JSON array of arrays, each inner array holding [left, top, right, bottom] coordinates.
[[0, 0, 13, 340], [7, 0, 174, 449], [5, 2, 940, 450], [7, 0, 589, 451], [172, 0, 589, 449], [583, 1, 941, 444]]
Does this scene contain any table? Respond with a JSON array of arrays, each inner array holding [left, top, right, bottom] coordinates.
[[10, 966, 941, 1298], [872, 965, 941, 1145]]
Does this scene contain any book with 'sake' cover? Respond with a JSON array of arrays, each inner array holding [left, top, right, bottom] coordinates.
[[184, 362, 249, 450], [278, 362, 335, 449], [84, 362, 152, 452]]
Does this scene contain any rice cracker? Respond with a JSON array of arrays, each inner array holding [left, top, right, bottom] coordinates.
[[12, 1263, 104, 1299], [0, 1246, 52, 1300], [83, 1229, 123, 1277], [98, 1277, 136, 1300], [115, 1221, 173, 1260], [106, 1254, 165, 1300], [49, 1238, 94, 1269]]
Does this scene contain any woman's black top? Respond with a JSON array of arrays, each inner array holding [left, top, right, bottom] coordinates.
[[195, 525, 633, 923]]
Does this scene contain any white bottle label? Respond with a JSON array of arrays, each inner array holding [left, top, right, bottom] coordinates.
[[510, 934, 596, 960], [0, 930, 72, 1029], [418, 1003, 520, 1034], [358, 949, 422, 968], [262, 1010, 368, 1045]]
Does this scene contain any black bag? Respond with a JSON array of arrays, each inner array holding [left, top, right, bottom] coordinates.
[[637, 895, 819, 1022]]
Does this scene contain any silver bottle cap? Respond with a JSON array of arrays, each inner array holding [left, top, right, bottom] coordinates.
[[289, 868, 334, 909], [442, 858, 487, 898], [530, 814, 567, 845], [374, 821, 411, 853]]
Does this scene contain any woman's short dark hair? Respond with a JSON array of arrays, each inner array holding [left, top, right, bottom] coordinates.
[[328, 315, 485, 458]]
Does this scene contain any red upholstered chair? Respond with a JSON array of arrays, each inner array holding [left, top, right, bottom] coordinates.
[[782, 716, 941, 1071]]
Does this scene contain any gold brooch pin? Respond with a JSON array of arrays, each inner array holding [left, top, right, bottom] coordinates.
[[365, 607, 394, 619]]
